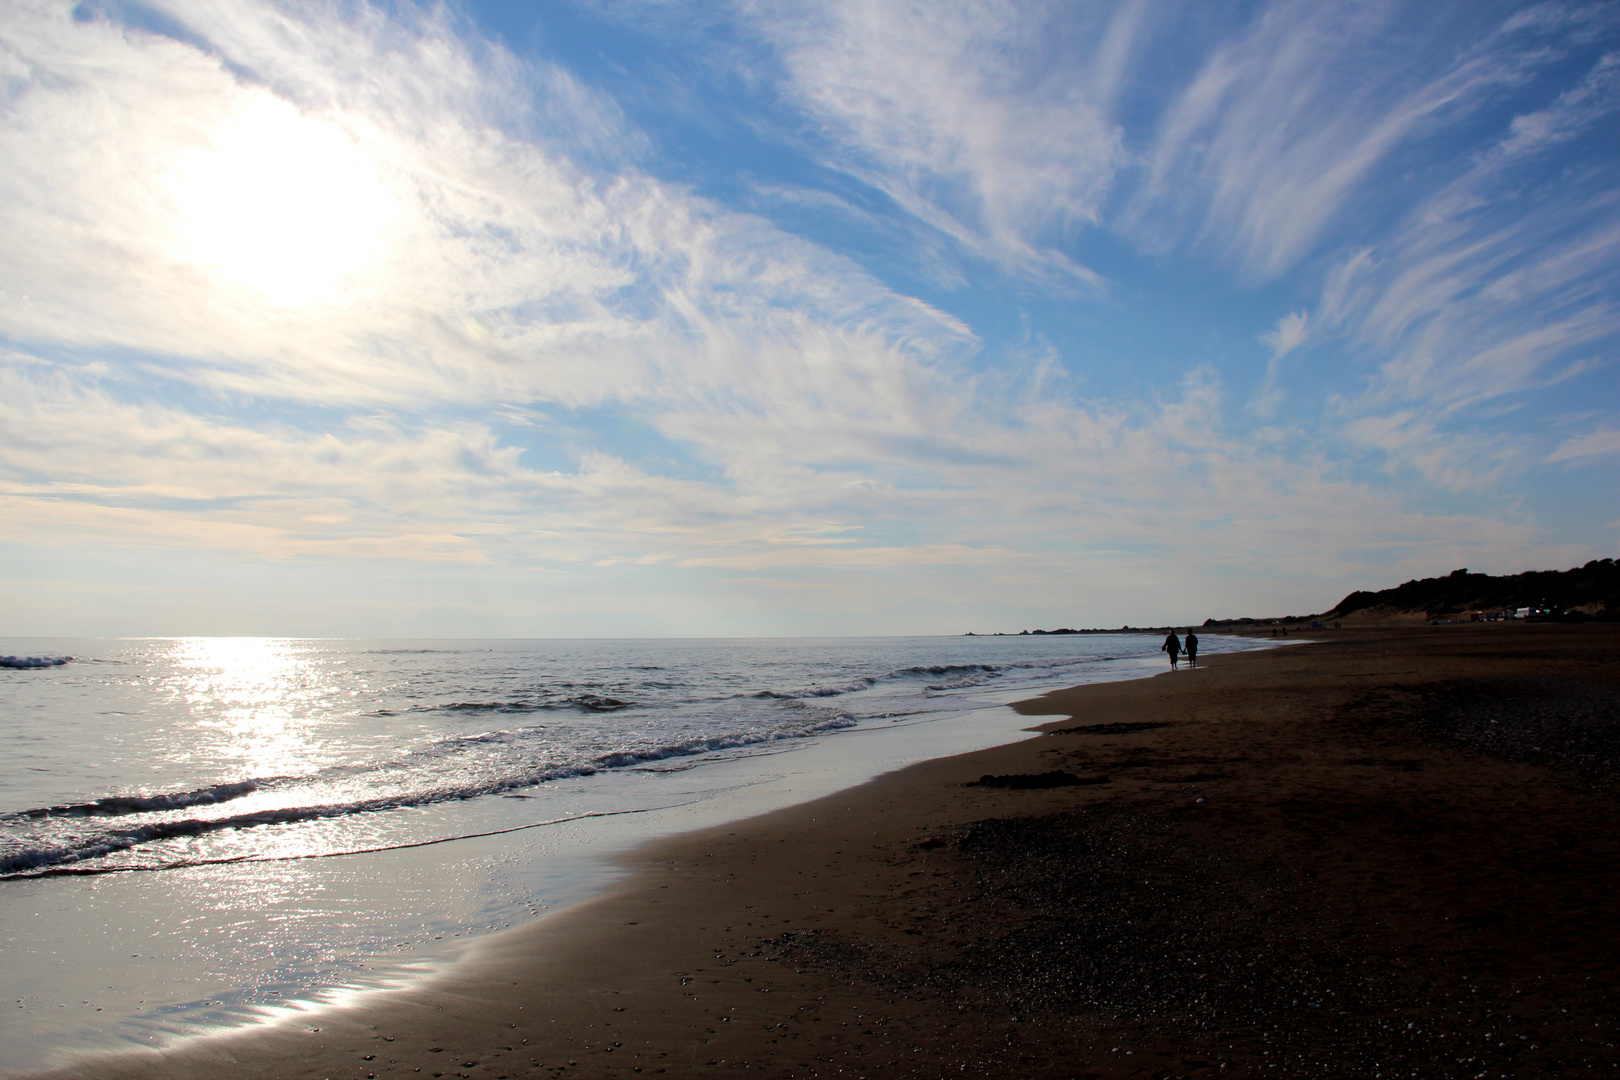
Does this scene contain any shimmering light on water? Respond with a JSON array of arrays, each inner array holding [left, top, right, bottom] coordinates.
[[171, 637, 333, 778]]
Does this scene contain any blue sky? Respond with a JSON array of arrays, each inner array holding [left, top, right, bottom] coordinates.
[[0, 0, 1616, 636]]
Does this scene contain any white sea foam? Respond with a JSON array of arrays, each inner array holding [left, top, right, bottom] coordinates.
[[0, 707, 863, 877]]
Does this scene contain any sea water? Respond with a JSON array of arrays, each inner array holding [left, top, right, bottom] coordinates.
[[0, 634, 1267, 1071]]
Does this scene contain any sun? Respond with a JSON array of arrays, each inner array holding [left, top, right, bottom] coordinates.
[[168, 95, 399, 307]]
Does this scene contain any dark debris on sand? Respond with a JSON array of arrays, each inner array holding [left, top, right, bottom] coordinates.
[[1343, 676, 1620, 783], [970, 771, 1109, 789]]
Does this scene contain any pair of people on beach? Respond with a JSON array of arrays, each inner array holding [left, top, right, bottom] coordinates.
[[1162, 630, 1197, 669]]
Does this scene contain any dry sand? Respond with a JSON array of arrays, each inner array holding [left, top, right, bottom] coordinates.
[[31, 624, 1620, 1079]]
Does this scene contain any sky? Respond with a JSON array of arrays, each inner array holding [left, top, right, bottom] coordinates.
[[0, 0, 1617, 638]]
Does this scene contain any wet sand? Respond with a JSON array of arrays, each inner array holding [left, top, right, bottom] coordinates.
[[31, 624, 1620, 1079]]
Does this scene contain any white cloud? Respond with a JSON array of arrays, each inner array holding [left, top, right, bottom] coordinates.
[[1, 328, 1556, 626], [1255, 31, 1620, 498], [0, 1, 638, 403], [1261, 311, 1310, 363], [1125, 2, 1562, 280], [0, 0, 982, 408], [737, 0, 1132, 284], [1251, 309, 1309, 415], [1498, 51, 1620, 157], [1338, 409, 1518, 493], [1549, 427, 1620, 463], [1319, 45, 1620, 426]]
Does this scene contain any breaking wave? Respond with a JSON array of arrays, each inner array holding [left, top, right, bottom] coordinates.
[[0, 712, 854, 877], [750, 656, 1110, 700], [13, 780, 263, 820], [1, 655, 71, 669]]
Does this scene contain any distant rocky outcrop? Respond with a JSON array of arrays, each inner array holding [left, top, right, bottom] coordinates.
[[1325, 560, 1619, 623], [976, 560, 1620, 637]]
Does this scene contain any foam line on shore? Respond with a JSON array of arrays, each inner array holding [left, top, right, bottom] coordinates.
[[0, 801, 703, 881]]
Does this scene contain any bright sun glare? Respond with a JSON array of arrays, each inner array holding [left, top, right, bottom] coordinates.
[[169, 96, 398, 307], [175, 636, 318, 777]]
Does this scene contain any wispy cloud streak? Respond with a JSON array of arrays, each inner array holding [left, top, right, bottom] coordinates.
[[738, 0, 1134, 284], [1125, 2, 1582, 279], [1315, 38, 1620, 483]]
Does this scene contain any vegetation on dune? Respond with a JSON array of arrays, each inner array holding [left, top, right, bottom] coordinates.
[[1326, 560, 1620, 621]]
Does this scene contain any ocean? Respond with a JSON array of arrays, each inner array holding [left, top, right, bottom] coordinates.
[[0, 633, 1268, 1072]]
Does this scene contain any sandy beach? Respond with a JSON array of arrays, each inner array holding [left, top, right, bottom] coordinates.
[[30, 623, 1620, 1080]]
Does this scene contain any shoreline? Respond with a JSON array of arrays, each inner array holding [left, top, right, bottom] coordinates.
[[29, 624, 1620, 1079], [5, 635, 1256, 1073]]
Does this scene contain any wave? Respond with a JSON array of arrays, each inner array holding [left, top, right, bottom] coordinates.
[[887, 662, 1002, 678], [753, 678, 875, 700], [747, 655, 1108, 700], [749, 659, 1080, 698], [571, 694, 632, 711], [10, 780, 263, 821], [0, 712, 856, 877], [436, 700, 550, 713], [748, 655, 1129, 700], [1, 655, 71, 669], [420, 694, 634, 714], [591, 713, 856, 769], [925, 676, 993, 691], [1, 803, 690, 881], [0, 769, 592, 876]]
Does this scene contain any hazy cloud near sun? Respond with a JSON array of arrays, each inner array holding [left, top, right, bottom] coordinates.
[[2, 2, 981, 404], [0, 0, 1614, 633]]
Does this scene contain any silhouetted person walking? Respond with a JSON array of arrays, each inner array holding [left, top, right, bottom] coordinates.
[[1185, 631, 1198, 667], [1162, 630, 1182, 670]]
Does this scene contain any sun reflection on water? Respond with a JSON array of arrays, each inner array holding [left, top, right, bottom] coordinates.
[[169, 638, 336, 779]]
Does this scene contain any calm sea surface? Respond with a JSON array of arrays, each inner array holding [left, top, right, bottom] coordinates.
[[0, 634, 1268, 1070]]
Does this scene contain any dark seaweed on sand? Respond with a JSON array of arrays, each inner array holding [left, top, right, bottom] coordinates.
[[969, 771, 1108, 789], [1048, 720, 1171, 735]]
